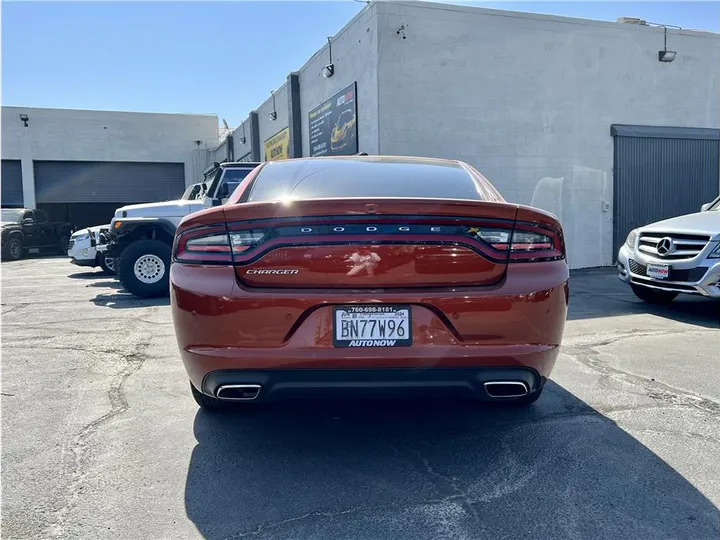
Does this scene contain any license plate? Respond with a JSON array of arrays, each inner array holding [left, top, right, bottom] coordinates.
[[333, 305, 412, 347], [647, 263, 670, 279]]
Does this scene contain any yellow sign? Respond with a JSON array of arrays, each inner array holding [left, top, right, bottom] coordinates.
[[264, 127, 290, 161]]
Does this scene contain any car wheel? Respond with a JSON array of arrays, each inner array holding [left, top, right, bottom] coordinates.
[[190, 382, 226, 411], [99, 253, 116, 275], [631, 284, 678, 304], [3, 237, 24, 261], [57, 235, 70, 255], [116, 239, 171, 298]]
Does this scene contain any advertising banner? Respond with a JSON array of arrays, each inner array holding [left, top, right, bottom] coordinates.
[[309, 82, 357, 157], [264, 127, 290, 161]]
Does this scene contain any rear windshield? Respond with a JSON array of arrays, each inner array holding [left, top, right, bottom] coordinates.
[[246, 158, 487, 202]]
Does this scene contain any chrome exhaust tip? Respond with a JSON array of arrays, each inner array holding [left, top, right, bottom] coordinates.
[[484, 381, 529, 398], [216, 384, 262, 401]]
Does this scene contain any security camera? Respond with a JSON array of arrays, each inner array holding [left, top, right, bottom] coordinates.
[[323, 63, 335, 78], [268, 111, 277, 121]]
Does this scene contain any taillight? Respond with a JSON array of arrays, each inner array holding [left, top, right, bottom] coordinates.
[[230, 230, 266, 253], [507, 224, 563, 262], [175, 226, 232, 263], [174, 226, 267, 264], [471, 223, 563, 262]]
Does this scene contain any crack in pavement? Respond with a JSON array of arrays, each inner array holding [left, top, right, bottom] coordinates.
[[562, 328, 710, 349], [410, 448, 481, 523], [42, 331, 153, 539], [562, 338, 720, 415], [220, 496, 469, 539]]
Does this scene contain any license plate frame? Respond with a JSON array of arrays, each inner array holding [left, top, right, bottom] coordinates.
[[646, 263, 670, 280], [333, 305, 412, 348]]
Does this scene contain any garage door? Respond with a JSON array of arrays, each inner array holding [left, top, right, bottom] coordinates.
[[34, 161, 185, 203], [2, 160, 24, 207], [611, 125, 720, 256]]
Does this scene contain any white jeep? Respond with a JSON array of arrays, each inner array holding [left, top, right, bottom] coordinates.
[[97, 162, 260, 297]]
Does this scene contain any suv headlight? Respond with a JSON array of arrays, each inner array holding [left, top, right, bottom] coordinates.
[[709, 243, 720, 259], [625, 229, 639, 249], [72, 232, 90, 242]]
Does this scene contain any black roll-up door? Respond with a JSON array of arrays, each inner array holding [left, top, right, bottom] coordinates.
[[2, 160, 24, 207], [34, 161, 185, 204], [611, 125, 720, 256]]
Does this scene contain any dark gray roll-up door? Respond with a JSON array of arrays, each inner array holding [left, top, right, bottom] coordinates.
[[2, 160, 24, 207], [34, 161, 185, 203], [611, 125, 720, 256]]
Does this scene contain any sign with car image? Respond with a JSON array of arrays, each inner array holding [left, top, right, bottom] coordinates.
[[308, 82, 357, 157]]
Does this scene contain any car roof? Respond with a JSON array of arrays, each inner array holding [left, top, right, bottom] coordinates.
[[261, 155, 464, 167], [220, 161, 263, 168]]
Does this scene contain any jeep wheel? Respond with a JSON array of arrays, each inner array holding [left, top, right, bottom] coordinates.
[[631, 284, 678, 305], [117, 239, 171, 298], [99, 253, 116, 275], [4, 237, 23, 261]]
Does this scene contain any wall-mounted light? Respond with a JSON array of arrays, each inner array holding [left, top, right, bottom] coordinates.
[[239, 121, 247, 144], [268, 91, 277, 121], [19, 113, 29, 127], [647, 22, 681, 63], [323, 37, 335, 78]]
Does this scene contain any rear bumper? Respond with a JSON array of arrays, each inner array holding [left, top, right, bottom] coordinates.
[[199, 367, 544, 402], [172, 260, 569, 392]]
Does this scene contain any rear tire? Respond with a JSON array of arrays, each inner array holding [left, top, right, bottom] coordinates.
[[631, 284, 678, 304], [116, 239, 171, 298], [3, 237, 23, 261], [98, 253, 116, 275], [57, 235, 70, 255], [190, 382, 226, 411]]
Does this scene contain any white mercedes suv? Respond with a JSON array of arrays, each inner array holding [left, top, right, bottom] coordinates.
[[617, 195, 720, 303]]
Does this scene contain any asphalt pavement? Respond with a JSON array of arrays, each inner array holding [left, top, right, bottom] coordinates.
[[2, 257, 719, 539]]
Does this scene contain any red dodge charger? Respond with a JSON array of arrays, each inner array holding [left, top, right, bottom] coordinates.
[[170, 156, 569, 409]]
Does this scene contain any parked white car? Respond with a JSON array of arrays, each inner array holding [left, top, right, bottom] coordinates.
[[617, 195, 720, 303], [68, 225, 115, 275]]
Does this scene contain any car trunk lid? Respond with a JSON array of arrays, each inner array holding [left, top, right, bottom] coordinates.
[[222, 198, 520, 289]]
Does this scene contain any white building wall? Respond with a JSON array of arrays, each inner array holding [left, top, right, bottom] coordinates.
[[376, 1, 720, 268], [232, 117, 253, 161], [298, 4, 380, 157], [257, 83, 289, 161], [207, 139, 229, 165], [1, 106, 218, 207]]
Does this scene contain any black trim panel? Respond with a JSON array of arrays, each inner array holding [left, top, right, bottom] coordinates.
[[201, 367, 544, 402], [611, 124, 720, 141]]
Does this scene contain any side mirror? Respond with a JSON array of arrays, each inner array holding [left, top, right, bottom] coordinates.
[[700, 203, 711, 212], [22, 218, 35, 226], [221, 182, 241, 198]]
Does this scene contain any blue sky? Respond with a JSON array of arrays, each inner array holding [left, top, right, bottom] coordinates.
[[3, 1, 718, 128]]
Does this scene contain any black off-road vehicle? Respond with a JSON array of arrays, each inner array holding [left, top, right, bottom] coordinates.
[[1, 208, 73, 261]]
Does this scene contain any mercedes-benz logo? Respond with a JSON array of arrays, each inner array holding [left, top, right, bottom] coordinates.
[[657, 237, 675, 255]]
